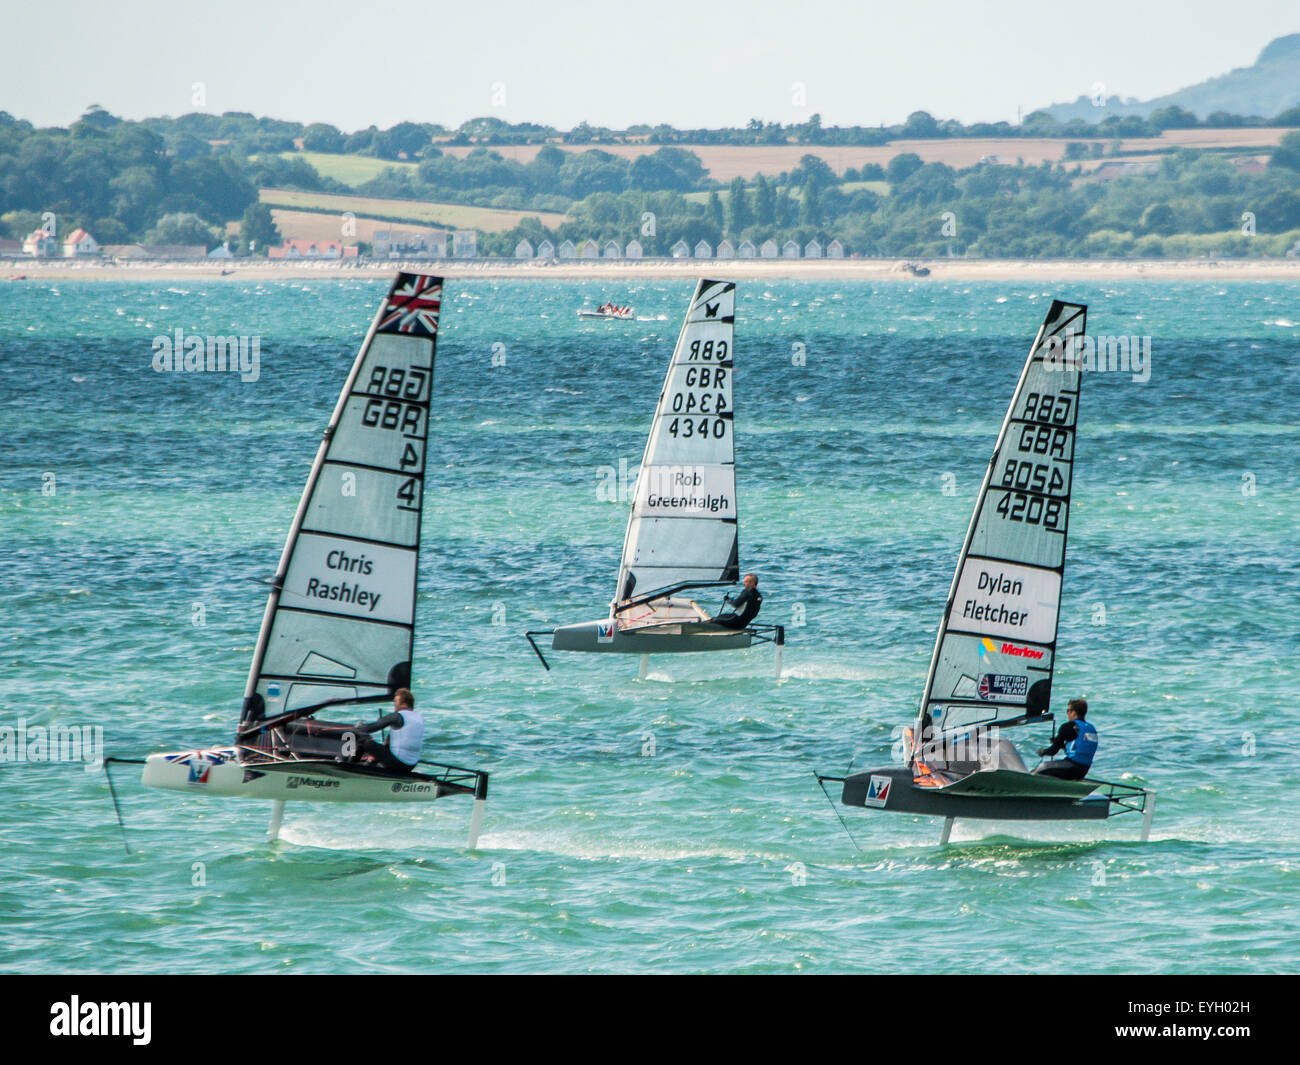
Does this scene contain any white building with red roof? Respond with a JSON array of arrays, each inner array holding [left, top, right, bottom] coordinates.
[[23, 230, 58, 257], [62, 228, 100, 257]]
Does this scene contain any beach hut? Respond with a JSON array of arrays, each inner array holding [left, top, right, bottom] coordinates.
[[271, 239, 347, 260], [760, 239, 779, 259], [738, 240, 757, 259], [23, 230, 57, 257], [782, 240, 800, 258], [603, 240, 621, 258], [670, 240, 690, 258], [453, 231, 477, 258], [62, 228, 99, 257], [579, 239, 600, 259], [515, 239, 534, 259], [537, 239, 555, 259], [625, 240, 643, 259], [804, 239, 823, 259], [558, 240, 577, 260], [694, 240, 712, 259], [717, 239, 735, 259], [827, 239, 845, 259]]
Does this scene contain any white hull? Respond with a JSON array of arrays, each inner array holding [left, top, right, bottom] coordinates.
[[142, 747, 470, 803]]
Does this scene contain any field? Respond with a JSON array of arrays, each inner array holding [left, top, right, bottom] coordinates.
[[426, 128, 1288, 179], [258, 188, 569, 232], [290, 151, 418, 185], [263, 209, 439, 245]]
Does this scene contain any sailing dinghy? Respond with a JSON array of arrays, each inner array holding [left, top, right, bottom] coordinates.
[[527, 279, 783, 673], [817, 300, 1154, 843], [136, 273, 489, 846]]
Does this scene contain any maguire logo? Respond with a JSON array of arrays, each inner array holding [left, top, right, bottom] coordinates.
[[977, 673, 1030, 701], [50, 997, 151, 1045], [285, 776, 339, 790], [864, 775, 891, 807], [999, 642, 1044, 660]]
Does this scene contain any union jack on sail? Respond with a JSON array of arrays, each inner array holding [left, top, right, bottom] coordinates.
[[377, 273, 442, 337]]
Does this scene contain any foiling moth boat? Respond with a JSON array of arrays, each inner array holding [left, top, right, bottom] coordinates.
[[119, 274, 488, 847], [817, 299, 1154, 843], [528, 280, 783, 675]]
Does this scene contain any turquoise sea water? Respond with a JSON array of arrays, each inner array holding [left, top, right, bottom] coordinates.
[[1, 278, 1297, 974]]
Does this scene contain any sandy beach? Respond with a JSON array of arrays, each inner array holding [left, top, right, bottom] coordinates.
[[5, 257, 1300, 283]]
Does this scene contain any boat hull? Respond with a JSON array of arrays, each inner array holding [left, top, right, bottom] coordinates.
[[142, 747, 473, 803], [839, 765, 1112, 821], [551, 618, 754, 654]]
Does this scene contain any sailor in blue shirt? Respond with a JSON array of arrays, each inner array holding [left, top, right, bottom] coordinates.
[[1032, 698, 1098, 781]]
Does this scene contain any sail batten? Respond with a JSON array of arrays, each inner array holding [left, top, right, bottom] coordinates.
[[240, 273, 442, 726], [613, 279, 741, 611], [916, 300, 1087, 752]]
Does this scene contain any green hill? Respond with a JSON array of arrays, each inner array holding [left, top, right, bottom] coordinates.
[[1046, 34, 1300, 121]]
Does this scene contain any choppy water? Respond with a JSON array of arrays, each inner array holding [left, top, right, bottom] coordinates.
[[1, 278, 1297, 973]]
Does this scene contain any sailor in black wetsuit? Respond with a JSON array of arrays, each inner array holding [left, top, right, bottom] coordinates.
[[712, 573, 762, 630], [1032, 698, 1097, 781]]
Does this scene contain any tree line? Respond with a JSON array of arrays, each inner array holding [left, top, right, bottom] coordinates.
[[2, 105, 1297, 259]]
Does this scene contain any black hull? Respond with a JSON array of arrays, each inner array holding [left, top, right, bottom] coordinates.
[[839, 765, 1114, 822]]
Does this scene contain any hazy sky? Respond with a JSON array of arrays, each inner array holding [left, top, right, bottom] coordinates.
[[4, 1, 1296, 130]]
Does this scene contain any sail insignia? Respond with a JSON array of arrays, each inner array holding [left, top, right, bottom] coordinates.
[[240, 273, 442, 730], [917, 300, 1087, 753], [613, 279, 739, 610]]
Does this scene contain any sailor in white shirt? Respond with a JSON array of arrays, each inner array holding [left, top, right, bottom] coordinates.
[[356, 687, 424, 774]]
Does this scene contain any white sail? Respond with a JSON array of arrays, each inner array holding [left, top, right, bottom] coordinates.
[[613, 279, 739, 610], [917, 300, 1086, 752], [239, 273, 443, 731]]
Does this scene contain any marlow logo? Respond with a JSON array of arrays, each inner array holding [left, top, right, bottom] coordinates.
[[982, 637, 1045, 662], [50, 996, 151, 1045]]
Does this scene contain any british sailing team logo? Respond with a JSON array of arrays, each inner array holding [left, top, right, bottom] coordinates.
[[977, 673, 1029, 701], [378, 274, 442, 337], [596, 620, 616, 643], [972, 637, 1033, 701]]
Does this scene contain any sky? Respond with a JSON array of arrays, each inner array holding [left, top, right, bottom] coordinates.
[[3, 0, 1297, 131]]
